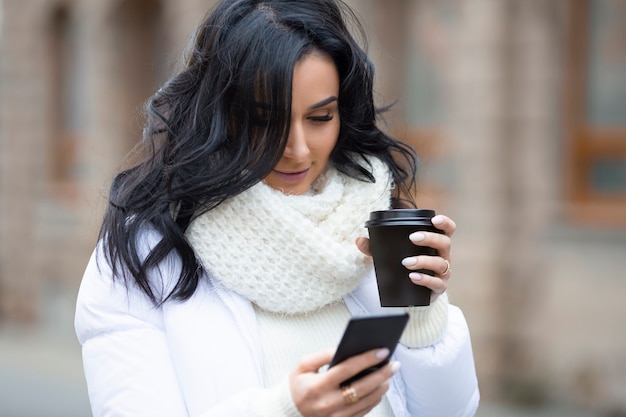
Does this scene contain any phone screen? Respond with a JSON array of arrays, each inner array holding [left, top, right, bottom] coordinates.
[[329, 311, 409, 386]]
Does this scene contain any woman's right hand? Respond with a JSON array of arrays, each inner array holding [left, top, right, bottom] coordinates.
[[288, 348, 400, 417]]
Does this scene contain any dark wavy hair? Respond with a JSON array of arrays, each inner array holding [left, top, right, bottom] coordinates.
[[100, 0, 418, 304]]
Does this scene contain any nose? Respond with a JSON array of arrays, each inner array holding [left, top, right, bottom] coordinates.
[[283, 121, 310, 159]]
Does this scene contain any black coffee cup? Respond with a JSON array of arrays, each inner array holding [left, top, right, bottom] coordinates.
[[365, 209, 443, 307]]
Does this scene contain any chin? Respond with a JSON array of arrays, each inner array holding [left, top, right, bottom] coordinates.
[[283, 186, 308, 195]]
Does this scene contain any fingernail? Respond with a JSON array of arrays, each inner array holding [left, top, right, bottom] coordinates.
[[409, 272, 422, 281], [376, 348, 390, 360], [432, 215, 444, 225], [409, 232, 425, 242], [401, 257, 416, 266], [391, 361, 401, 373]]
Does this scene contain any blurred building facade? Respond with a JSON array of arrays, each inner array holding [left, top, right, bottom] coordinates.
[[1, 0, 625, 414]]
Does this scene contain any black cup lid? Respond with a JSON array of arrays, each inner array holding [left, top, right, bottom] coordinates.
[[365, 209, 436, 227]]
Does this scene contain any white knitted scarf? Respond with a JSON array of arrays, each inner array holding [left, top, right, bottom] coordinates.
[[186, 158, 392, 314]]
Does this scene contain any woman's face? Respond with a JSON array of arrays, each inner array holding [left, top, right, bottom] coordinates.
[[263, 53, 340, 195]]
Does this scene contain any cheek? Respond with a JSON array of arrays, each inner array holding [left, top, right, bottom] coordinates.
[[314, 123, 340, 158]]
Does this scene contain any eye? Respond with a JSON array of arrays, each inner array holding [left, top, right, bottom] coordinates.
[[308, 113, 334, 123]]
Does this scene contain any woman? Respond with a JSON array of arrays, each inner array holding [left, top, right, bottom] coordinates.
[[75, 0, 480, 416]]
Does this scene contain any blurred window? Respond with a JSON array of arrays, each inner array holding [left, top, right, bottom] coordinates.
[[47, 6, 80, 201], [402, 0, 457, 209], [111, 0, 167, 154], [566, 0, 626, 223]]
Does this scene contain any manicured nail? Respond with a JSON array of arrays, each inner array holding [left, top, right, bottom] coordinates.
[[409, 232, 425, 242], [409, 272, 422, 281], [432, 215, 445, 225], [376, 348, 390, 360], [401, 257, 417, 267], [391, 361, 401, 373]]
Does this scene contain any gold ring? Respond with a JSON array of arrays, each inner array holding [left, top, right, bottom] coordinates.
[[442, 259, 451, 276], [341, 384, 359, 405]]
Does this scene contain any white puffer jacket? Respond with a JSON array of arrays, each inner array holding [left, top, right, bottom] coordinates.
[[75, 238, 480, 417]]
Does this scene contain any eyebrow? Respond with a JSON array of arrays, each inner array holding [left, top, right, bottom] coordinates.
[[253, 96, 338, 111], [308, 96, 338, 110]]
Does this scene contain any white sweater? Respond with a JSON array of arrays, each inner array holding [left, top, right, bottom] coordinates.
[[253, 301, 395, 416], [75, 235, 480, 417]]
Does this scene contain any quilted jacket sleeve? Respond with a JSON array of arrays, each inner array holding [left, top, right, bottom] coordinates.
[[75, 242, 290, 417], [75, 247, 191, 416], [347, 270, 480, 417]]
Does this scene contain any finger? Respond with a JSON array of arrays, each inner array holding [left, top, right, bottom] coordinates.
[[345, 361, 399, 411], [431, 215, 456, 236], [441, 258, 451, 277], [338, 361, 398, 414], [294, 348, 335, 374], [355, 237, 372, 256], [353, 361, 400, 393], [408, 232, 452, 259], [342, 380, 390, 416], [408, 272, 448, 295], [325, 348, 390, 388], [290, 349, 340, 415], [401, 256, 451, 276]]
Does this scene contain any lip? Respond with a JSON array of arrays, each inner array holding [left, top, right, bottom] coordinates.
[[272, 168, 310, 183]]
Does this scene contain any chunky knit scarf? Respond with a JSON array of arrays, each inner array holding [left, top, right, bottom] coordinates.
[[186, 158, 392, 314]]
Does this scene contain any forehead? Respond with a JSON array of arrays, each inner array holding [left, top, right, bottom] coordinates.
[[252, 53, 339, 113], [291, 53, 340, 110]]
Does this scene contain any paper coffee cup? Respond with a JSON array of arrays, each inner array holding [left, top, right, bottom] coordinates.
[[365, 209, 443, 307]]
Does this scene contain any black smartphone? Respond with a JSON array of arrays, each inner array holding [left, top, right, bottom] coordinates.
[[329, 311, 409, 386]]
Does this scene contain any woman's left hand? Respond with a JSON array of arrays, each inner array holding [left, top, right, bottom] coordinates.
[[356, 214, 456, 303]]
